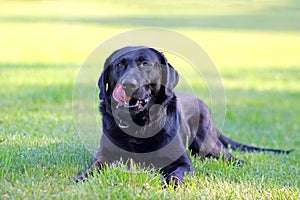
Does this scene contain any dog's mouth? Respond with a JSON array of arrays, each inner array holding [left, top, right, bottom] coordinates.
[[113, 84, 151, 110]]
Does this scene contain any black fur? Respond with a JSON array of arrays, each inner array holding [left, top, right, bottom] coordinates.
[[75, 46, 291, 187]]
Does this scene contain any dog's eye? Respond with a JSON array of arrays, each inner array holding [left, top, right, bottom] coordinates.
[[117, 63, 123, 68], [142, 61, 150, 66]]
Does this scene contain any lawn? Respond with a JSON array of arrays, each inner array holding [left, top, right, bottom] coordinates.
[[0, 0, 299, 199]]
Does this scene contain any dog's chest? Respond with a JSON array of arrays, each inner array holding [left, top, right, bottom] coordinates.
[[127, 138, 142, 145]]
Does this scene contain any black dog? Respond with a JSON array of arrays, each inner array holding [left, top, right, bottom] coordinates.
[[75, 46, 291, 186]]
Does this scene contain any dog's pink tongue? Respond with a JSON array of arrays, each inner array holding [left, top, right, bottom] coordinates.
[[113, 84, 126, 103]]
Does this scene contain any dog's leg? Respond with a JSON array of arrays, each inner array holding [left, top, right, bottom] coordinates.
[[74, 159, 105, 183], [206, 140, 245, 165], [161, 152, 194, 188], [189, 134, 245, 165], [74, 149, 109, 183]]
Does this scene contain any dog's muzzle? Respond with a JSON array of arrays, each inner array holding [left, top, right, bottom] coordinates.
[[113, 84, 151, 110]]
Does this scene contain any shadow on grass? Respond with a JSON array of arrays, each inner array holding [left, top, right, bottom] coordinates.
[[2, 0, 300, 32], [1, 1, 300, 32], [1, 13, 300, 31], [0, 62, 79, 69]]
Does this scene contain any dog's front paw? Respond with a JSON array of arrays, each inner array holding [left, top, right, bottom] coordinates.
[[73, 173, 89, 183], [165, 172, 184, 189]]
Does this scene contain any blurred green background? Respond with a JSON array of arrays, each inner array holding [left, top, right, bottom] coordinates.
[[0, 0, 299, 199]]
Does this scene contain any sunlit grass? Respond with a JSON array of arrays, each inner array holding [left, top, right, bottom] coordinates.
[[1, 1, 300, 65], [1, 24, 300, 65], [1, 0, 294, 17]]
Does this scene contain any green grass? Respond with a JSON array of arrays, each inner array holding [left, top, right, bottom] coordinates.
[[0, 0, 299, 199]]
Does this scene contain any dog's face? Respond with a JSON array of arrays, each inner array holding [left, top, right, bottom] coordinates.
[[111, 48, 163, 112], [98, 46, 179, 127]]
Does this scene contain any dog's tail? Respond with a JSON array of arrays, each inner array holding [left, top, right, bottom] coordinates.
[[217, 130, 293, 154]]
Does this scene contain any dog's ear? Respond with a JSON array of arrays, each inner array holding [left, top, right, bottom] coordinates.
[[98, 65, 110, 100], [163, 62, 179, 96], [150, 48, 179, 96]]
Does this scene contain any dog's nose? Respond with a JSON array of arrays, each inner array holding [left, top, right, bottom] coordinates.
[[121, 78, 138, 94]]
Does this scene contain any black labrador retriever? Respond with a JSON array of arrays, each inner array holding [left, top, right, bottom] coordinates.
[[75, 46, 291, 186]]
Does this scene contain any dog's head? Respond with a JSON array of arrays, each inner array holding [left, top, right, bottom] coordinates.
[[98, 46, 179, 126]]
